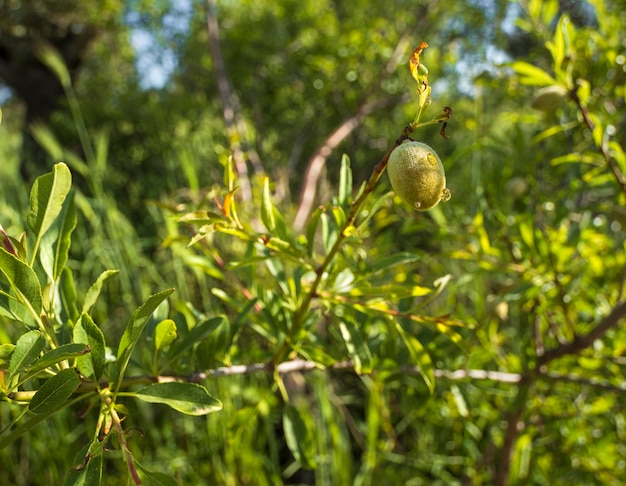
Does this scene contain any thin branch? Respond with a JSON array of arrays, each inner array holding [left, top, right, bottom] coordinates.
[[184, 359, 524, 384], [293, 97, 398, 231], [434, 368, 522, 383]]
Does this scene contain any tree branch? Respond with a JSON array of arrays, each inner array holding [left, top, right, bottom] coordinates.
[[206, 0, 253, 203], [537, 300, 626, 368], [184, 359, 524, 384]]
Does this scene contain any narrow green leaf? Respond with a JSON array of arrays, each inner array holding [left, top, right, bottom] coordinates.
[[29, 123, 64, 162], [395, 322, 434, 393], [53, 192, 77, 280], [36, 42, 71, 88], [262, 236, 298, 255], [154, 319, 177, 351], [0, 247, 43, 322], [272, 207, 290, 242], [367, 252, 420, 275], [331, 205, 346, 228], [338, 154, 353, 207], [332, 269, 355, 293], [167, 316, 225, 364], [283, 404, 317, 468], [215, 227, 253, 242], [133, 382, 222, 416], [84, 451, 104, 486], [39, 191, 76, 281], [360, 376, 381, 478], [74, 314, 106, 381], [298, 345, 336, 367], [9, 330, 46, 377], [261, 177, 276, 232], [547, 15, 567, 74], [26, 343, 90, 377], [339, 320, 373, 374], [510, 61, 557, 86], [29, 368, 81, 414], [178, 210, 229, 225], [82, 270, 119, 315], [60, 267, 80, 323], [144, 472, 178, 486], [116, 288, 175, 385], [305, 206, 324, 258], [27, 162, 72, 261], [0, 294, 33, 328], [321, 212, 336, 254]]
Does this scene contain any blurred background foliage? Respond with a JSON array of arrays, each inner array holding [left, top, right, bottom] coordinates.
[[1, 0, 626, 484]]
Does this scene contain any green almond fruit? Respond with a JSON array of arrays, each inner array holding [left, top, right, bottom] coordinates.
[[531, 85, 569, 112], [387, 140, 450, 211]]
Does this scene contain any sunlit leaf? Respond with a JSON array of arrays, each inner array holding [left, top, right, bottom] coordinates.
[[9, 330, 46, 377], [510, 61, 557, 86], [74, 314, 106, 381], [178, 210, 229, 225], [339, 320, 373, 374], [261, 177, 276, 232], [395, 322, 434, 393], [115, 288, 175, 387], [36, 42, 71, 88], [338, 154, 353, 207], [0, 247, 43, 324], [26, 343, 90, 378], [154, 319, 177, 351], [82, 269, 120, 315], [27, 162, 72, 262], [321, 212, 336, 254], [52, 191, 76, 280], [546, 15, 568, 76], [133, 382, 222, 415]]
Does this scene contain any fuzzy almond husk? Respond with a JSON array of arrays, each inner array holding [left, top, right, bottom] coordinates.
[[387, 141, 447, 211]]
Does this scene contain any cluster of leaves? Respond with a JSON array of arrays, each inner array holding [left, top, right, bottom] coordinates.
[[427, 1, 626, 483], [0, 41, 460, 483], [0, 163, 221, 484], [2, 0, 626, 484]]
